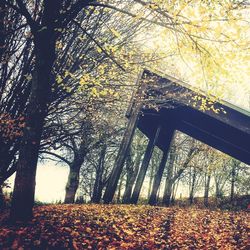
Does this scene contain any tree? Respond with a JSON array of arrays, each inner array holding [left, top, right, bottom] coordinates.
[[161, 134, 199, 206], [212, 155, 232, 201], [147, 146, 162, 201], [203, 168, 211, 207], [122, 131, 146, 203], [0, 3, 33, 188], [230, 159, 240, 202], [91, 144, 107, 203], [7, 0, 96, 222]]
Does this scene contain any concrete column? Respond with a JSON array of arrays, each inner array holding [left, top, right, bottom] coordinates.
[[130, 125, 161, 204], [149, 127, 175, 205]]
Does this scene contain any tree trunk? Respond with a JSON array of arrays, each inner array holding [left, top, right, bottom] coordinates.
[[0, 1, 6, 61], [215, 180, 223, 205], [189, 170, 196, 205], [65, 165, 81, 204], [204, 174, 211, 207], [117, 174, 125, 203], [162, 146, 175, 206], [130, 126, 161, 204], [65, 146, 86, 204], [171, 179, 179, 204], [230, 160, 238, 203], [122, 152, 141, 204], [92, 145, 106, 203], [149, 150, 168, 205], [10, 1, 60, 221], [0, 185, 4, 209], [122, 147, 134, 203], [103, 82, 143, 203], [92, 183, 104, 203], [147, 162, 155, 200]]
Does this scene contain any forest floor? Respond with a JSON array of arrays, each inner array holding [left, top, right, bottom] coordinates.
[[0, 204, 249, 249]]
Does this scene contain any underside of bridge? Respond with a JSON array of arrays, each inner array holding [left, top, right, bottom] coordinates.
[[103, 69, 250, 204], [137, 70, 250, 165]]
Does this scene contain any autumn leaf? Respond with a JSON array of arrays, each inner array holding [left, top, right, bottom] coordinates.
[[0, 205, 249, 249]]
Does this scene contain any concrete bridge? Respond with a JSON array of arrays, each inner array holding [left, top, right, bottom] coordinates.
[[103, 69, 250, 204], [136, 69, 250, 165]]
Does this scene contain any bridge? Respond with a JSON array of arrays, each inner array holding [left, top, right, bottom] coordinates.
[[103, 69, 250, 204], [136, 69, 250, 165]]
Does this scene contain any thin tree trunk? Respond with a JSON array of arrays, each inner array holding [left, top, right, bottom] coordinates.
[[89, 171, 95, 199], [162, 146, 175, 206], [123, 172, 133, 203], [0, 185, 4, 209], [92, 145, 106, 203], [189, 170, 196, 205], [149, 150, 168, 205], [147, 162, 155, 200], [230, 160, 238, 203], [156, 179, 162, 202], [204, 174, 211, 207], [117, 174, 125, 203], [123, 146, 134, 200], [93, 183, 104, 203], [215, 181, 220, 199], [122, 152, 141, 204], [130, 126, 161, 204], [163, 178, 173, 206], [10, 1, 60, 221], [0, 1, 6, 61], [171, 179, 179, 204]]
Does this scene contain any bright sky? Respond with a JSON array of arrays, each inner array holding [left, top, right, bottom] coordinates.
[[35, 163, 69, 203], [7, 163, 69, 203]]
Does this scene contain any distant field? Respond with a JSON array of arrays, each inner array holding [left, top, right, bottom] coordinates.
[[0, 205, 249, 249]]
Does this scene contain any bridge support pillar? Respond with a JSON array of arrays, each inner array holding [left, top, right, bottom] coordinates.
[[130, 125, 161, 204], [148, 126, 175, 205]]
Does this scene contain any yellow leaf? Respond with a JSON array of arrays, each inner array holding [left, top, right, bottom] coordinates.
[[110, 28, 121, 38]]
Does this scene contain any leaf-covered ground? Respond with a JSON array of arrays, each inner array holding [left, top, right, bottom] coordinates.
[[0, 205, 249, 249]]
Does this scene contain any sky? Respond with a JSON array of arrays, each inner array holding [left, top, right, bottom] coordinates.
[[35, 163, 69, 203], [7, 163, 69, 203]]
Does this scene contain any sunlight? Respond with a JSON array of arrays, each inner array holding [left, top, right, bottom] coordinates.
[[35, 164, 69, 203], [7, 163, 69, 203]]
